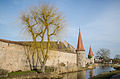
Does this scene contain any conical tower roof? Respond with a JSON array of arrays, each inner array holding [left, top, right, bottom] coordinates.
[[77, 31, 85, 51], [88, 46, 94, 56]]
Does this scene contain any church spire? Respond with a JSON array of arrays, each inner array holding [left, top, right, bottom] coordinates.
[[88, 46, 94, 56], [77, 29, 85, 51]]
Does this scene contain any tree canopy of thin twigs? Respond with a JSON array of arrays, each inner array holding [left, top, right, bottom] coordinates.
[[96, 48, 110, 63], [20, 4, 65, 72]]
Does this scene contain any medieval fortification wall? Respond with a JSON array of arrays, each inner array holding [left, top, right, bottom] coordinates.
[[0, 41, 77, 72]]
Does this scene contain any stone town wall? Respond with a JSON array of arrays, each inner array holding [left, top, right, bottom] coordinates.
[[0, 41, 29, 72], [0, 41, 77, 72], [86, 57, 94, 65], [46, 50, 76, 67]]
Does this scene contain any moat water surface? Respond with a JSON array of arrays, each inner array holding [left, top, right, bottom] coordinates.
[[62, 66, 115, 79]]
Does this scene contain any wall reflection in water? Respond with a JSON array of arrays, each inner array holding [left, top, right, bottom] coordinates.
[[77, 71, 86, 79], [63, 71, 86, 79], [63, 72, 77, 79], [63, 66, 114, 79], [63, 70, 94, 79]]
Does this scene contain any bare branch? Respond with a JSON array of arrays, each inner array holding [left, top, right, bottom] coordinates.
[[49, 25, 60, 36]]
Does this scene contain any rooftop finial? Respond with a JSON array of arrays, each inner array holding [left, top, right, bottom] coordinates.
[[79, 26, 80, 32]]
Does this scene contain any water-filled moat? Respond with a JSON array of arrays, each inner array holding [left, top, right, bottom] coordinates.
[[62, 66, 115, 79]]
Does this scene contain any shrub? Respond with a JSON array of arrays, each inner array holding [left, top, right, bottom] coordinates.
[[88, 55, 92, 59], [0, 69, 8, 78]]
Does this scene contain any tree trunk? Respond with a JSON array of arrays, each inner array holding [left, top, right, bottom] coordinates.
[[41, 63, 45, 73], [28, 58, 33, 70]]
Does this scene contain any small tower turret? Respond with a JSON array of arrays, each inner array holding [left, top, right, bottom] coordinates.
[[76, 30, 86, 67], [88, 46, 94, 64]]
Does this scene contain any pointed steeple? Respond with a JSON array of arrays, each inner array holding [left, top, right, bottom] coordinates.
[[88, 46, 94, 56], [77, 29, 85, 51]]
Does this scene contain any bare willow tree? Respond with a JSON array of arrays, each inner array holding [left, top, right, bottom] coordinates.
[[96, 48, 110, 63], [21, 4, 64, 72]]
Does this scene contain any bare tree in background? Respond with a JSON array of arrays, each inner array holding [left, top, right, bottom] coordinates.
[[113, 54, 120, 64], [96, 48, 110, 63], [114, 54, 120, 59], [21, 4, 64, 72]]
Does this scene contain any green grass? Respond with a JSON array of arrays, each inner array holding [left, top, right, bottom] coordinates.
[[8, 68, 54, 77], [0, 71, 37, 79], [8, 71, 36, 75], [91, 70, 120, 79], [8, 70, 37, 77]]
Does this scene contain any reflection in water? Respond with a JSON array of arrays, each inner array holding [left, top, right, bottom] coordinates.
[[63, 72, 77, 79], [89, 70, 94, 78], [94, 66, 115, 76], [63, 66, 115, 79], [77, 71, 86, 79]]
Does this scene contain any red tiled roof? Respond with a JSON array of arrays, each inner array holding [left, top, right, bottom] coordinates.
[[0, 39, 24, 45], [88, 46, 94, 56], [77, 32, 85, 51]]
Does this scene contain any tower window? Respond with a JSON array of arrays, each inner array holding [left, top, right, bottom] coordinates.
[[8, 43, 10, 46]]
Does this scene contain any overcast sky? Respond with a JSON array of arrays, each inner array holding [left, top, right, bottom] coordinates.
[[0, 0, 120, 58]]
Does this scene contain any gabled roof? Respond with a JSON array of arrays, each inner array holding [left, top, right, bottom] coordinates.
[[88, 46, 94, 56], [77, 32, 85, 51]]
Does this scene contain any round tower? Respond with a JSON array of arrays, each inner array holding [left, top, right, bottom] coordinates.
[[88, 46, 94, 64], [76, 31, 86, 67]]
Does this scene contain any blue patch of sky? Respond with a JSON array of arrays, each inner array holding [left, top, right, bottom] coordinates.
[[0, 0, 120, 58]]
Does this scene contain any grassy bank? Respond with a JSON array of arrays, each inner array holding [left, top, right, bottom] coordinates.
[[91, 70, 120, 79], [8, 70, 37, 77], [0, 69, 62, 79], [90, 64, 120, 79]]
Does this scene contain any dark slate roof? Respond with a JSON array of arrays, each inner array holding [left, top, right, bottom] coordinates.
[[0, 39, 75, 53]]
